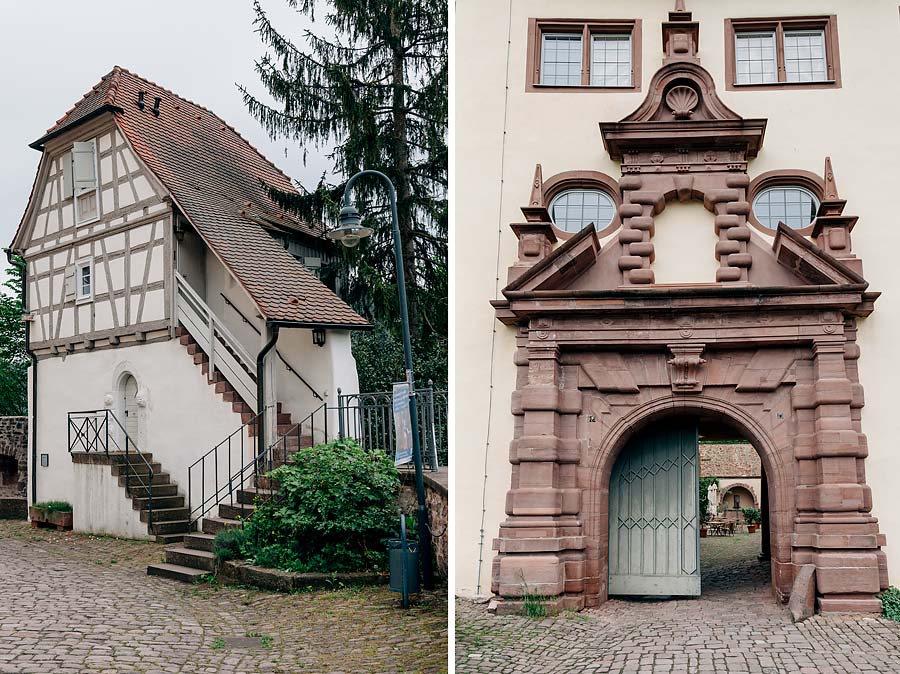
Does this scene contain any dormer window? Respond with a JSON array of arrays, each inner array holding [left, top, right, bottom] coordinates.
[[752, 186, 819, 230], [550, 189, 616, 233]]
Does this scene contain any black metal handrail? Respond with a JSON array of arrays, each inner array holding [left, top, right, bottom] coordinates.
[[219, 292, 324, 401], [187, 406, 270, 525], [67, 409, 156, 526]]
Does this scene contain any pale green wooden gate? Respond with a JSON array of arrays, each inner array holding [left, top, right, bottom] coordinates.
[[608, 423, 700, 596]]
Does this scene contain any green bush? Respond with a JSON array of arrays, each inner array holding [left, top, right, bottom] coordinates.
[[741, 507, 761, 525], [242, 437, 400, 573], [212, 527, 248, 562], [881, 587, 900, 621], [33, 501, 72, 513]]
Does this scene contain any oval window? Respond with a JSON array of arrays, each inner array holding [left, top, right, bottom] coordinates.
[[550, 189, 616, 233], [752, 186, 819, 230]]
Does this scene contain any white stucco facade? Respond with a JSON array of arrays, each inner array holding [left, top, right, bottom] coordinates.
[[455, 0, 900, 596]]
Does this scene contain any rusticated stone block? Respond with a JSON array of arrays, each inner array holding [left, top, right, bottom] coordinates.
[[815, 552, 880, 593], [726, 253, 752, 268], [818, 596, 882, 614], [703, 188, 741, 209], [788, 564, 816, 622], [715, 240, 741, 256], [619, 175, 642, 190], [507, 487, 562, 515], [810, 483, 868, 512], [716, 267, 742, 282], [619, 228, 643, 243], [725, 201, 751, 215], [497, 554, 565, 597], [519, 385, 560, 411], [815, 378, 854, 405], [726, 225, 751, 241], [619, 203, 643, 218], [725, 174, 751, 188], [618, 256, 644, 271], [629, 216, 655, 232], [629, 242, 655, 258], [629, 269, 655, 284]]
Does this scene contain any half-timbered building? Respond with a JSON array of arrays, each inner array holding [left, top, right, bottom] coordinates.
[[9, 67, 367, 545]]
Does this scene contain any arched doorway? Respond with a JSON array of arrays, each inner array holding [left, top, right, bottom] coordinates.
[[593, 398, 785, 604], [120, 374, 139, 442]]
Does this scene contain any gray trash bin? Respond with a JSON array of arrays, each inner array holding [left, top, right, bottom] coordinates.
[[388, 538, 420, 594]]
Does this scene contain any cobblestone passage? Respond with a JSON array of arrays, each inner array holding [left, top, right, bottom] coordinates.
[[456, 534, 900, 674], [0, 521, 447, 673]]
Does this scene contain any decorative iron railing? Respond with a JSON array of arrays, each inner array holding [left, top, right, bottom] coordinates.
[[187, 407, 269, 526], [336, 382, 448, 470], [67, 409, 156, 526]]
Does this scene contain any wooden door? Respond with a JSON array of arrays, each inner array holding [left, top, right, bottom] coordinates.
[[122, 375, 139, 442], [608, 423, 700, 596]]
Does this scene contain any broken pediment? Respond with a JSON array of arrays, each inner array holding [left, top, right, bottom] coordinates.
[[600, 62, 767, 164], [504, 224, 600, 293], [772, 223, 867, 287]]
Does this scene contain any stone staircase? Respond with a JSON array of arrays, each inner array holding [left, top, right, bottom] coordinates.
[[70, 451, 194, 544]]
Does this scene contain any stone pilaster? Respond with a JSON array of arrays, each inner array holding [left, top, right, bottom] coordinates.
[[492, 332, 586, 613], [793, 337, 884, 614]]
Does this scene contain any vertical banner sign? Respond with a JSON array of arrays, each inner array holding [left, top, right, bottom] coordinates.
[[392, 383, 414, 466]]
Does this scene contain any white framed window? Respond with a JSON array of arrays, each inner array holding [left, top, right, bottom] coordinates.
[[75, 259, 93, 302], [540, 33, 583, 86], [550, 189, 616, 233], [734, 31, 777, 85], [590, 34, 632, 87], [72, 139, 99, 224], [752, 186, 819, 230], [784, 29, 827, 83]]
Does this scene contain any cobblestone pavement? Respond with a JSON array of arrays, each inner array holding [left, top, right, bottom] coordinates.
[[0, 521, 447, 673], [456, 534, 900, 674]]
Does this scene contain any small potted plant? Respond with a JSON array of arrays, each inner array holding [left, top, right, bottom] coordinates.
[[29, 501, 73, 530], [741, 507, 761, 534]]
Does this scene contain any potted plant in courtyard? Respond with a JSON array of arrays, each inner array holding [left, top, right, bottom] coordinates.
[[741, 507, 761, 533], [698, 477, 718, 537], [29, 501, 73, 530]]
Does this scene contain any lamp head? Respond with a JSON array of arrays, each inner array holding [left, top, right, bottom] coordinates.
[[327, 204, 373, 248]]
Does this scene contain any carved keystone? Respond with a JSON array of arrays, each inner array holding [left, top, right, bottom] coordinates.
[[667, 344, 706, 392]]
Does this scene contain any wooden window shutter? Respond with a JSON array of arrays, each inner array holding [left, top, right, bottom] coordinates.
[[72, 141, 97, 195], [61, 152, 74, 199], [64, 265, 76, 302]]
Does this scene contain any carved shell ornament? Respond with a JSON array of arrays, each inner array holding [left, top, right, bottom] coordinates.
[[665, 85, 699, 119]]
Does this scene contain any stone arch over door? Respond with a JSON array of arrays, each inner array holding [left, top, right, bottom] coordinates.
[[109, 363, 149, 451], [583, 395, 789, 606]]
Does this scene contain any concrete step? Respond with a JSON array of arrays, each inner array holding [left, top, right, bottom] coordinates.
[[237, 486, 275, 505], [155, 533, 187, 545], [131, 495, 185, 510], [186, 343, 202, 355], [201, 516, 242, 535], [234, 401, 253, 414], [255, 475, 280, 491], [165, 546, 216, 572], [218, 502, 254, 520], [106, 451, 154, 464], [127, 483, 179, 498], [118, 471, 171, 487], [149, 519, 194, 536], [110, 461, 162, 477], [147, 563, 208, 583], [193, 352, 208, 365], [214, 381, 234, 394], [183, 533, 216, 552], [141, 506, 190, 523]]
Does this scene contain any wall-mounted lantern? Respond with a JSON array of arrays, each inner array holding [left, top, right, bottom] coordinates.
[[312, 328, 327, 347]]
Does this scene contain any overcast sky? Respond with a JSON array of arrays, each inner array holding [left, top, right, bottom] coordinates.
[[0, 0, 336, 278]]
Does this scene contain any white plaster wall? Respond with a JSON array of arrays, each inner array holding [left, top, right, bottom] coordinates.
[[32, 339, 249, 538], [72, 461, 150, 540], [456, 0, 900, 594]]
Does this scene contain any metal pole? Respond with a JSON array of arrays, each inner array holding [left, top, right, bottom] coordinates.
[[343, 170, 435, 590], [400, 513, 409, 609]]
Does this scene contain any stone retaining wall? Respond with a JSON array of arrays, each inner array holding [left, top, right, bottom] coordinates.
[[400, 468, 449, 579], [0, 417, 27, 497]]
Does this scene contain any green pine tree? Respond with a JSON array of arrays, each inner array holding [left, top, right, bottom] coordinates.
[[241, 0, 447, 388], [0, 260, 28, 415]]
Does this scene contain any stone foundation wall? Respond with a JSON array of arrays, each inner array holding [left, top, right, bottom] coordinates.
[[400, 469, 449, 579], [700, 442, 760, 479], [0, 417, 27, 497]]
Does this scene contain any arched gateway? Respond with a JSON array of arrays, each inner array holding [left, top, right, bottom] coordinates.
[[490, 6, 887, 616]]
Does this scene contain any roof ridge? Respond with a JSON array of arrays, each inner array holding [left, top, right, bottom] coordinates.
[[113, 67, 300, 192]]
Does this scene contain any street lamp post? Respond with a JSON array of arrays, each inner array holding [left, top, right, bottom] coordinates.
[[328, 169, 435, 591]]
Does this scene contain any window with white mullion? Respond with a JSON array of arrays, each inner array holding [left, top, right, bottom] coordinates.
[[540, 33, 583, 86], [590, 33, 632, 87], [734, 31, 777, 85], [784, 29, 827, 83]]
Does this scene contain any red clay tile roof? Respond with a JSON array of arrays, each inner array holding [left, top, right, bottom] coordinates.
[[26, 66, 367, 327]]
